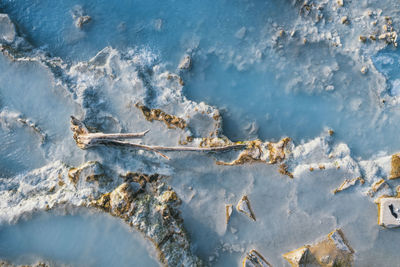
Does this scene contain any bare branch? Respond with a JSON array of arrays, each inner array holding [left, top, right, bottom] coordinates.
[[70, 116, 246, 158]]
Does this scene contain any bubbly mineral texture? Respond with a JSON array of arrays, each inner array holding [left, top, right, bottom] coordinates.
[[71, 5, 91, 29], [216, 138, 291, 166], [0, 162, 203, 267], [68, 161, 108, 186], [236, 195, 256, 221], [136, 103, 187, 129], [242, 249, 272, 267], [283, 229, 354, 267], [389, 153, 400, 179]]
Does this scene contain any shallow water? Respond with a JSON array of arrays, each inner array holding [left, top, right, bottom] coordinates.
[[0, 211, 159, 267]]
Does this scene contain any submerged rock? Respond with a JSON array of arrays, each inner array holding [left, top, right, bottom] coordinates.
[[178, 55, 192, 70], [242, 249, 272, 267], [283, 229, 354, 267], [71, 6, 92, 29], [136, 103, 187, 130], [0, 14, 16, 43], [236, 195, 256, 221]]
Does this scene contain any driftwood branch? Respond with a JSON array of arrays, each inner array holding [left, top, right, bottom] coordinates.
[[70, 116, 246, 159]]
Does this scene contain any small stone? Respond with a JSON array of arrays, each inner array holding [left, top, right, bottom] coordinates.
[[0, 14, 16, 43], [361, 66, 368, 74], [178, 55, 192, 70], [325, 85, 335, 91], [341, 16, 349, 24], [389, 153, 400, 179], [337, 0, 344, 7], [367, 179, 387, 197], [226, 204, 233, 224], [359, 36, 367, 43], [75, 15, 91, 28], [242, 249, 272, 267], [236, 195, 256, 221]]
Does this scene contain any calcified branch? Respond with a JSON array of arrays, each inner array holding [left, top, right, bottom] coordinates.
[[70, 116, 149, 149], [70, 116, 246, 159]]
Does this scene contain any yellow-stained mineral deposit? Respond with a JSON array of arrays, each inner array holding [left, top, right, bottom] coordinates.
[[226, 204, 233, 224], [136, 103, 187, 129], [242, 249, 272, 267], [236, 195, 256, 221], [333, 177, 365, 194], [389, 153, 400, 179], [283, 229, 354, 267]]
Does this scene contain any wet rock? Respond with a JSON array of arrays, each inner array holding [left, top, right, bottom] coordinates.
[[282, 246, 311, 267], [333, 177, 364, 194], [216, 138, 291, 168], [136, 103, 187, 129], [93, 178, 202, 266], [367, 179, 388, 197], [360, 66, 368, 74], [389, 153, 400, 179], [68, 161, 108, 186], [236, 195, 256, 221], [242, 249, 272, 267], [0, 14, 16, 43], [71, 6, 91, 29], [225, 204, 233, 224], [283, 229, 354, 267], [235, 27, 247, 39], [178, 55, 192, 70]]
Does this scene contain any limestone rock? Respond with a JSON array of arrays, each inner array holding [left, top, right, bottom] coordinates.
[[68, 161, 108, 186], [333, 177, 364, 194], [236, 195, 256, 221], [178, 55, 192, 70], [226, 204, 233, 224], [282, 246, 311, 267], [376, 193, 400, 228], [283, 229, 353, 267], [0, 14, 16, 43], [389, 153, 400, 179], [242, 249, 272, 267]]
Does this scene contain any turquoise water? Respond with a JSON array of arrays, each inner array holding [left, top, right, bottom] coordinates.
[[0, 211, 159, 267]]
